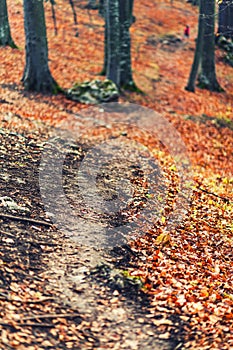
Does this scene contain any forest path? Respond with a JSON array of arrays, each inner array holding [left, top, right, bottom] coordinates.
[[0, 111, 178, 349], [45, 238, 173, 350]]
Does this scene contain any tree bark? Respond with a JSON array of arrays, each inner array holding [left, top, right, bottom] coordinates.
[[218, 0, 233, 39], [102, 21, 108, 75], [185, 0, 204, 92], [106, 0, 120, 86], [99, 0, 107, 75], [228, 0, 233, 39], [218, 0, 227, 37], [22, 0, 58, 93], [119, 0, 134, 88], [105, 0, 137, 90], [198, 0, 222, 92], [0, 0, 16, 47]]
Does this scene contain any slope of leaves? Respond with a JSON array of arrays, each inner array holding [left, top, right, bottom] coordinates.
[[0, 0, 232, 349]]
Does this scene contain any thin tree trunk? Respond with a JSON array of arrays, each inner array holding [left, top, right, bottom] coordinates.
[[106, 0, 120, 86], [98, 0, 107, 75], [103, 21, 108, 75], [119, 0, 134, 88], [22, 0, 58, 93], [198, 0, 222, 92], [185, 0, 204, 92], [0, 0, 16, 47]]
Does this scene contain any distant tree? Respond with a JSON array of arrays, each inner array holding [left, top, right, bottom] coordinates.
[[186, 0, 223, 92], [218, 0, 233, 39], [68, 0, 77, 25], [22, 0, 58, 93], [0, 0, 16, 47]]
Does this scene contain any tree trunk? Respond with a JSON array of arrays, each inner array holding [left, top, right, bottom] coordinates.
[[198, 0, 222, 92], [0, 0, 16, 47], [99, 0, 104, 17], [119, 0, 134, 88], [22, 0, 58, 93], [218, 0, 227, 37], [99, 0, 107, 75], [105, 0, 137, 90], [102, 21, 108, 75], [106, 0, 120, 86], [227, 0, 233, 39], [218, 0, 233, 39], [185, 0, 204, 92]]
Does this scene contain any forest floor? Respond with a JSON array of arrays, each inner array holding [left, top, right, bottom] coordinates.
[[0, 0, 233, 349]]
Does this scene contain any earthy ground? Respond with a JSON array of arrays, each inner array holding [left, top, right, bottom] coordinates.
[[0, 0, 233, 349]]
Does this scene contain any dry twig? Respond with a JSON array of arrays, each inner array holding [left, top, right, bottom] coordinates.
[[0, 213, 53, 227], [21, 313, 81, 321]]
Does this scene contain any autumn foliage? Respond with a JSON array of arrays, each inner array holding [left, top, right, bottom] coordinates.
[[0, 0, 232, 348]]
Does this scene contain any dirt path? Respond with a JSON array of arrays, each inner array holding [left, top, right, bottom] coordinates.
[[0, 112, 182, 349], [38, 108, 182, 349], [45, 239, 174, 350]]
